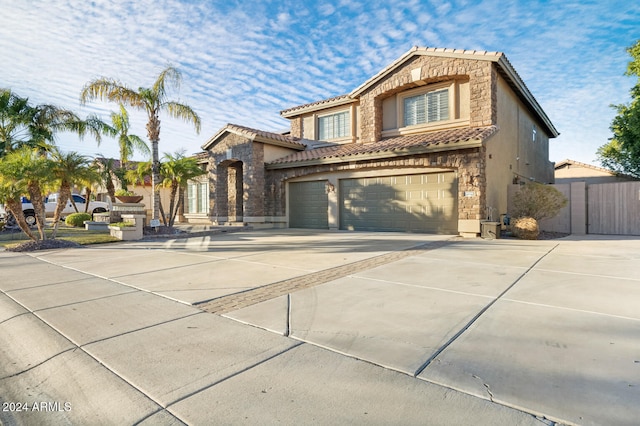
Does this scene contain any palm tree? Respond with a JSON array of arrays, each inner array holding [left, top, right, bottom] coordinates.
[[94, 157, 119, 202], [0, 146, 52, 240], [80, 66, 201, 222], [0, 89, 32, 156], [159, 151, 204, 227], [109, 104, 149, 189], [0, 174, 36, 240], [1, 88, 109, 158], [49, 150, 98, 238]]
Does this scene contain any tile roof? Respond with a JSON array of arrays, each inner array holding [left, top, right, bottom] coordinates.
[[267, 126, 498, 168], [202, 123, 307, 150], [280, 94, 352, 117]]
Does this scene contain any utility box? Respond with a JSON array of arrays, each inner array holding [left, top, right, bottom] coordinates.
[[481, 221, 501, 239]]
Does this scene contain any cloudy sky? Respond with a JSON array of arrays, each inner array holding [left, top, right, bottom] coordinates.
[[1, 0, 638, 166]]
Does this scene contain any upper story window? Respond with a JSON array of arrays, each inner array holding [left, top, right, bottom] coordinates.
[[403, 88, 449, 126], [318, 111, 349, 140]]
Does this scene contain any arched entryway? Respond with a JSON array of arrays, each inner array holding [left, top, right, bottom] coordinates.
[[216, 159, 244, 223]]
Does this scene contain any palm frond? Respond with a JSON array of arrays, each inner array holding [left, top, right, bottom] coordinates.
[[163, 101, 201, 133], [80, 78, 144, 108], [152, 65, 181, 100]]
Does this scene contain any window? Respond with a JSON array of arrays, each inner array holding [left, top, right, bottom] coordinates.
[[187, 181, 209, 214], [72, 194, 86, 204], [318, 111, 349, 140], [403, 88, 449, 126]]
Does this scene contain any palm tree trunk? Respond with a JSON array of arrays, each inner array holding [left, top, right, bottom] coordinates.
[[148, 113, 161, 222], [167, 184, 178, 227], [169, 187, 184, 228], [151, 152, 160, 221], [158, 197, 167, 226], [51, 184, 71, 239], [84, 187, 92, 212], [28, 183, 47, 240], [5, 199, 36, 241]]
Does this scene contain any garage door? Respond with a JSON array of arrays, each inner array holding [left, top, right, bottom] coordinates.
[[340, 172, 457, 233], [289, 181, 329, 229]]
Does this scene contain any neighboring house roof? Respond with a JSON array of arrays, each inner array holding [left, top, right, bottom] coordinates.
[[555, 159, 638, 180], [280, 46, 559, 138], [201, 123, 307, 151], [267, 125, 498, 169]]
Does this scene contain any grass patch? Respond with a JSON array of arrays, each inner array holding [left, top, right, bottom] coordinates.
[[0, 224, 119, 248]]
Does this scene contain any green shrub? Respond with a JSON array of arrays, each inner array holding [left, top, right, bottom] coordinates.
[[65, 212, 92, 227], [115, 188, 135, 196], [511, 183, 568, 221]]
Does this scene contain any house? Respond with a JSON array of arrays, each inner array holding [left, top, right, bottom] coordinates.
[[554, 159, 638, 184], [191, 46, 558, 236]]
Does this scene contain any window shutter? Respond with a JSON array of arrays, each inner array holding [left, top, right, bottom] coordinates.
[[404, 94, 426, 126], [427, 89, 449, 122], [319, 111, 349, 140], [404, 88, 449, 126]]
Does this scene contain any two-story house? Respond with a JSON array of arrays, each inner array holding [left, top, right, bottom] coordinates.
[[189, 47, 558, 236]]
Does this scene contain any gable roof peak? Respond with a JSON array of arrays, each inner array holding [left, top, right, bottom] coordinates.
[[201, 123, 306, 151]]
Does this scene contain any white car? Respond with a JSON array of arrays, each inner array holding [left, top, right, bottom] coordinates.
[[0, 194, 109, 227]]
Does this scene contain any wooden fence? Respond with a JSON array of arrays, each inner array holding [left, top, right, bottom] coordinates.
[[509, 181, 640, 236]]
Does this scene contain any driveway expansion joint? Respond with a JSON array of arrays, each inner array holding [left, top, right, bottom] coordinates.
[[196, 237, 459, 315]]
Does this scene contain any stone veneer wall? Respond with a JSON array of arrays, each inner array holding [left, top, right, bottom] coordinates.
[[359, 56, 497, 144], [289, 117, 302, 139], [265, 147, 486, 222], [205, 133, 266, 221]]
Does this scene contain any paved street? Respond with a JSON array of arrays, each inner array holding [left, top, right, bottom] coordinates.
[[1, 230, 639, 425]]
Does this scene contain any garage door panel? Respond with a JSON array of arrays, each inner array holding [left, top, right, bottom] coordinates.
[[339, 172, 458, 233], [289, 181, 328, 229]]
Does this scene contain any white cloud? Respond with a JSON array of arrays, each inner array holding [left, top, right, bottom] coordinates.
[[1, 0, 639, 166]]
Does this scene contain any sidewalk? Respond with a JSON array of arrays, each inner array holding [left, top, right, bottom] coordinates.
[[1, 231, 639, 425]]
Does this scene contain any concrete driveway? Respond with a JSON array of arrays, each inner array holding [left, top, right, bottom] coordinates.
[[1, 230, 639, 425]]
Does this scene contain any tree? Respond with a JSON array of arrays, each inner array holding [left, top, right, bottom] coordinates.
[[0, 146, 52, 241], [1, 88, 109, 158], [159, 151, 204, 227], [80, 66, 201, 222], [0, 89, 32, 156], [597, 40, 640, 177], [0, 175, 36, 240], [109, 104, 149, 189], [49, 149, 98, 238], [94, 157, 119, 202]]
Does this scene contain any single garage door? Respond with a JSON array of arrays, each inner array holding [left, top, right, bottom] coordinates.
[[340, 172, 457, 233], [289, 181, 329, 229]]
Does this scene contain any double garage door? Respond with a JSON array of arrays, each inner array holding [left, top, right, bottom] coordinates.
[[289, 172, 458, 233]]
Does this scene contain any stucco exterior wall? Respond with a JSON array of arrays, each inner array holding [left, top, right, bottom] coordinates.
[[296, 103, 360, 143], [485, 75, 554, 219], [264, 144, 298, 163], [381, 79, 471, 133]]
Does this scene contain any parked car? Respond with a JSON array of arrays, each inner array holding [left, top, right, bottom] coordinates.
[[0, 194, 109, 227]]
